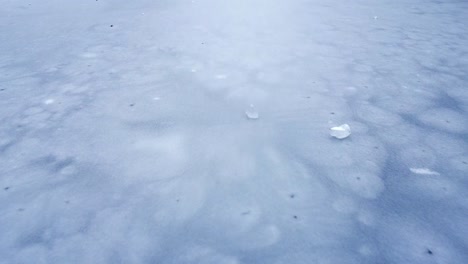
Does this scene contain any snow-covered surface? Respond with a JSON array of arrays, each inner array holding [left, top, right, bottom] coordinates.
[[1, 0, 468, 263]]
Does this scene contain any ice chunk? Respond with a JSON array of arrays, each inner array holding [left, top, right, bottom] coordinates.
[[330, 124, 351, 139], [215, 74, 227, 79], [245, 104, 259, 120], [44, 99, 55, 105], [410, 168, 440, 176]]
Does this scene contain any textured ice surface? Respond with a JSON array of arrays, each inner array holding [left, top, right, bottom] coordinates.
[[1, 0, 468, 263]]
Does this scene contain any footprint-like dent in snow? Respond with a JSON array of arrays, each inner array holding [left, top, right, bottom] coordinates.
[[332, 198, 356, 214], [14, 245, 48, 264], [410, 177, 457, 199], [128, 133, 188, 181], [357, 210, 375, 226], [418, 108, 468, 134], [327, 169, 385, 199], [449, 155, 468, 172], [399, 146, 437, 168], [176, 246, 239, 264], [80, 52, 98, 59], [425, 132, 467, 157], [378, 219, 464, 263], [355, 104, 402, 127]]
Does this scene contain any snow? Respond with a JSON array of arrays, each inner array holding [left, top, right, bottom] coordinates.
[[1, 0, 468, 263]]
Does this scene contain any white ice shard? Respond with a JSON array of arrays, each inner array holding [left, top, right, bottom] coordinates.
[[330, 124, 351, 139], [215, 74, 227, 79], [44, 99, 55, 105], [245, 104, 259, 120], [409, 168, 440, 176]]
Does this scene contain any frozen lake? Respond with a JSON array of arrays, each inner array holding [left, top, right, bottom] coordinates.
[[1, 0, 467, 263]]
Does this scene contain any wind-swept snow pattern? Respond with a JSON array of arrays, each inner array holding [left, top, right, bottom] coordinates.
[[1, 0, 468, 263]]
